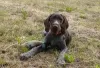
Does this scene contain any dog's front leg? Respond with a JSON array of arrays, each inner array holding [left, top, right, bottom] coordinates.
[[56, 37, 68, 65], [57, 47, 68, 65]]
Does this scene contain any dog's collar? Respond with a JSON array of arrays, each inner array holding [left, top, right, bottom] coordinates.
[[56, 31, 61, 35], [47, 30, 62, 35]]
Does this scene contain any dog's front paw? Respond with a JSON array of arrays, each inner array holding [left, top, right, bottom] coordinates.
[[57, 58, 66, 65], [20, 54, 28, 61]]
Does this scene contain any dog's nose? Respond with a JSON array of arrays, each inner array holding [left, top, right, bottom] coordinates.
[[52, 25, 58, 30], [51, 25, 58, 33]]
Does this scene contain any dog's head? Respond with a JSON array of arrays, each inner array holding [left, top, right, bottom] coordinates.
[[44, 13, 69, 35]]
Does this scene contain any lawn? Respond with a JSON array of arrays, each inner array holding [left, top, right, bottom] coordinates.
[[0, 0, 100, 68]]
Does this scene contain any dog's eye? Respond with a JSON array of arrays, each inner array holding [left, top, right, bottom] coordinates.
[[49, 20, 54, 23], [58, 19, 63, 24]]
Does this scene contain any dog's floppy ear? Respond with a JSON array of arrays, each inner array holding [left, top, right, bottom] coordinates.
[[44, 15, 52, 32], [61, 14, 69, 29], [44, 17, 50, 32]]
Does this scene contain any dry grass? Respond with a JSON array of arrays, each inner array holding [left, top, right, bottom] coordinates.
[[0, 0, 100, 68]]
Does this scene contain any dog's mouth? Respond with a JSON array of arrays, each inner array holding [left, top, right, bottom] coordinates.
[[51, 25, 61, 35]]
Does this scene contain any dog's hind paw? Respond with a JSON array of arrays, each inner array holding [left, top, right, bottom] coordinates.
[[20, 54, 28, 61]]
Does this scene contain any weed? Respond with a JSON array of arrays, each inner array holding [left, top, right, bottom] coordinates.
[[21, 10, 28, 20], [79, 14, 87, 19], [64, 54, 75, 63], [66, 7, 75, 12], [18, 46, 29, 53], [16, 37, 22, 45], [58, 9, 64, 11], [96, 64, 100, 68]]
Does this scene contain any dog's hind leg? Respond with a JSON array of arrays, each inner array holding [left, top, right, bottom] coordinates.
[[20, 44, 43, 60], [22, 40, 43, 50]]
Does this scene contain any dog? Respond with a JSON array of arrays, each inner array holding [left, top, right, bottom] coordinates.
[[20, 13, 71, 64]]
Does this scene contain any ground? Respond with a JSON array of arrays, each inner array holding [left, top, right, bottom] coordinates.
[[0, 0, 100, 68]]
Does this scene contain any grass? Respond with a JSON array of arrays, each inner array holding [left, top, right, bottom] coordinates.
[[0, 0, 100, 68], [96, 64, 100, 68], [64, 54, 75, 63], [65, 6, 75, 12], [79, 14, 87, 19], [21, 10, 28, 20], [0, 58, 7, 66], [18, 46, 29, 53]]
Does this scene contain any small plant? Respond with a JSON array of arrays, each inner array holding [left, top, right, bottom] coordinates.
[[58, 9, 64, 12], [64, 54, 75, 63], [0, 58, 7, 66], [96, 64, 100, 68], [21, 10, 28, 20], [16, 37, 21, 45], [18, 46, 29, 53], [79, 14, 87, 19], [0, 29, 5, 36], [66, 7, 74, 12], [16, 36, 28, 53]]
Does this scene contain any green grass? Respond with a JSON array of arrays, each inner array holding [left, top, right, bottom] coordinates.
[[65, 6, 75, 12], [96, 64, 100, 68], [0, 58, 7, 66], [79, 14, 87, 19], [0, 10, 8, 16], [21, 10, 28, 20], [64, 54, 75, 63], [18, 46, 29, 53]]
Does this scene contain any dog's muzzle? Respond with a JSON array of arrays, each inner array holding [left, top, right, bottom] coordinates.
[[51, 24, 61, 35], [51, 25, 57, 33], [52, 25, 58, 30]]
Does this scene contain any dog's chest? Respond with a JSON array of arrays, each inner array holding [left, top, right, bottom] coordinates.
[[50, 35, 65, 46], [51, 37, 59, 45]]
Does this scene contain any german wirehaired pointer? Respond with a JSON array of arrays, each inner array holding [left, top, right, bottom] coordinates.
[[20, 13, 72, 64]]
